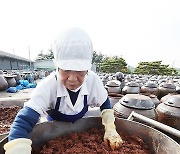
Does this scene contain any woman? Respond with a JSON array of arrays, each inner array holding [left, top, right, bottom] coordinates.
[[4, 27, 123, 153]]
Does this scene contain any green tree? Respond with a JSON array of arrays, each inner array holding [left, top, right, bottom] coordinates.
[[100, 56, 129, 73], [36, 49, 54, 60], [134, 61, 178, 75], [92, 51, 105, 72], [36, 50, 45, 60], [45, 49, 54, 59]]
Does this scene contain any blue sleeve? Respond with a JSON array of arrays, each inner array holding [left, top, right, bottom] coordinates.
[[100, 97, 112, 111], [8, 106, 40, 141]]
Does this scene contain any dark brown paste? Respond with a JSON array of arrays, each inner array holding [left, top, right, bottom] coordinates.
[[38, 128, 151, 154], [0, 106, 21, 133]]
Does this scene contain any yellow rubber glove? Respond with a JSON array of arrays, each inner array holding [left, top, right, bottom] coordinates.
[[4, 138, 32, 154], [101, 109, 123, 150]]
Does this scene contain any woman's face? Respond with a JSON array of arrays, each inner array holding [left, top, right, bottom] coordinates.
[[58, 69, 87, 90]]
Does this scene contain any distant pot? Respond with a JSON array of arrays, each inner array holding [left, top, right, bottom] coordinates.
[[113, 94, 157, 123], [156, 94, 180, 130], [105, 80, 121, 93], [160, 93, 177, 103], [105, 86, 120, 93], [122, 82, 140, 95], [176, 85, 180, 94], [106, 80, 120, 87], [0, 75, 8, 91], [140, 82, 159, 96], [157, 83, 176, 100], [3, 75, 17, 87], [135, 80, 143, 88], [0, 70, 3, 75], [140, 93, 160, 108], [108, 93, 124, 107], [13, 74, 21, 83]]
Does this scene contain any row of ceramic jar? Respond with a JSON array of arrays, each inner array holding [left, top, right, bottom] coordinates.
[[109, 93, 180, 133], [105, 80, 180, 100], [0, 73, 36, 91]]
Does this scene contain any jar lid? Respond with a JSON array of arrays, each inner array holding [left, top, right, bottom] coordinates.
[[119, 94, 155, 109], [144, 82, 158, 88], [126, 82, 139, 87], [2, 74, 14, 78], [164, 94, 180, 108], [160, 83, 176, 89], [106, 80, 120, 87]]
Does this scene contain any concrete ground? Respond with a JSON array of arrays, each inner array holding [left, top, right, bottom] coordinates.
[[0, 79, 42, 105], [0, 88, 34, 99]]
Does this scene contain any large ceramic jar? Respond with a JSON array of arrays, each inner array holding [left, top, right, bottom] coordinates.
[[0, 70, 3, 75], [122, 82, 140, 95], [140, 82, 159, 96], [113, 94, 157, 121], [176, 85, 180, 94], [156, 94, 180, 130], [0, 75, 8, 91], [108, 93, 124, 107], [3, 75, 17, 87], [34, 72, 39, 80], [157, 82, 176, 100], [105, 80, 121, 94], [13, 73, 21, 83], [160, 93, 176, 103], [141, 93, 160, 108]]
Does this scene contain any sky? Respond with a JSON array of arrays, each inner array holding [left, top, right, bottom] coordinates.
[[0, 0, 180, 68]]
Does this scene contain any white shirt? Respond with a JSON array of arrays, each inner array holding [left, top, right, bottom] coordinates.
[[24, 70, 108, 116]]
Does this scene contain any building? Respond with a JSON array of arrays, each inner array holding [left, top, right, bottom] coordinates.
[[33, 59, 56, 71], [0, 50, 34, 70], [34, 59, 97, 72], [0, 50, 97, 72]]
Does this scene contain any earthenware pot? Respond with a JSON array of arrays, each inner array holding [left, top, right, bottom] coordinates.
[[3, 75, 17, 87], [122, 82, 140, 95], [157, 82, 176, 100], [113, 94, 157, 121], [0, 75, 8, 91], [156, 94, 180, 130], [140, 82, 159, 96]]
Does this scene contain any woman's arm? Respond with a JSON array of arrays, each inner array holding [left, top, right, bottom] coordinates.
[[9, 106, 40, 141], [100, 97, 112, 111]]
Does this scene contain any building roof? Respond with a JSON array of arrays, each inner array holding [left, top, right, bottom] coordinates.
[[0, 50, 34, 62]]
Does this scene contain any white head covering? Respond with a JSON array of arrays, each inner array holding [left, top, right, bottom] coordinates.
[[53, 27, 93, 71]]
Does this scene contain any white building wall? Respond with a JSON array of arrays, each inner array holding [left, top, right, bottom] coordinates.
[[34, 60, 56, 70], [34, 59, 97, 72]]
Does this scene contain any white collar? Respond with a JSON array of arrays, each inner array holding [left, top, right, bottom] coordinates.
[[69, 85, 82, 92]]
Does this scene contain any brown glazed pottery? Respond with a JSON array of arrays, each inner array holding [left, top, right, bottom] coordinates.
[[156, 94, 180, 130], [105, 80, 121, 93], [140, 93, 160, 107], [140, 82, 159, 96], [0, 75, 8, 91], [108, 93, 124, 107], [122, 82, 140, 95], [3, 75, 17, 87], [113, 94, 157, 123], [157, 82, 176, 100], [13, 73, 21, 83]]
